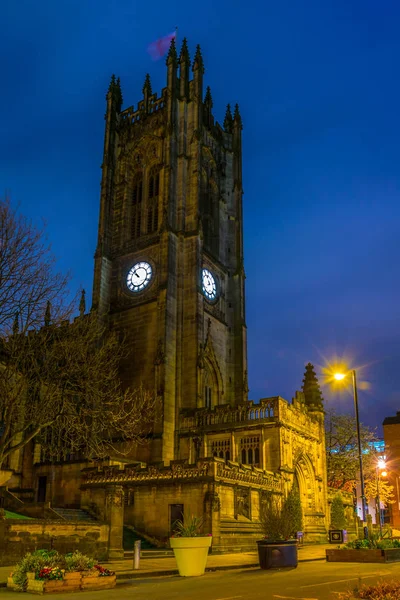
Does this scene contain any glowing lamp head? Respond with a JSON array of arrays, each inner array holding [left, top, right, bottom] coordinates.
[[378, 458, 387, 470], [334, 373, 346, 381], [381, 471, 388, 477]]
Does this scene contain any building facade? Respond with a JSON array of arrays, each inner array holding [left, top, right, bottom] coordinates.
[[1, 38, 330, 548], [383, 412, 400, 529]]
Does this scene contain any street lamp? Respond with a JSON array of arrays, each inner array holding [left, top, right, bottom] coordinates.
[[333, 369, 368, 532], [376, 459, 387, 537]]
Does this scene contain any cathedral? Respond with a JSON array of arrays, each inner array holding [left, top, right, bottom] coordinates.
[[1, 38, 332, 552]]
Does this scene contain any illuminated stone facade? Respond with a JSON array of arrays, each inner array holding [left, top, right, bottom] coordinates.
[[2, 39, 330, 549]]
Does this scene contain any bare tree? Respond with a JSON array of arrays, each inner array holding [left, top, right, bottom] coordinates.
[[326, 409, 378, 490], [0, 197, 71, 334], [0, 199, 156, 469]]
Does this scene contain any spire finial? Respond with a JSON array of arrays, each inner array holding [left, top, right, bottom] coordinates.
[[179, 37, 190, 64], [224, 103, 233, 133], [204, 86, 213, 107], [13, 311, 19, 335], [107, 74, 123, 112], [233, 103, 242, 128], [79, 289, 86, 317], [166, 37, 178, 66], [302, 362, 324, 409], [142, 73, 152, 97], [44, 301, 51, 327], [192, 44, 204, 73]]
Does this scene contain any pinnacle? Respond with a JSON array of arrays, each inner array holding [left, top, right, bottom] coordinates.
[[142, 73, 152, 96], [192, 44, 204, 73], [179, 37, 190, 64], [204, 86, 213, 107], [44, 300, 51, 327], [166, 37, 178, 66], [224, 103, 233, 132], [79, 289, 86, 317], [302, 362, 324, 407], [107, 74, 123, 111]]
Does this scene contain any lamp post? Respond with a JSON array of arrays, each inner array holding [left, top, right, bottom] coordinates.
[[376, 459, 387, 538], [334, 369, 368, 533]]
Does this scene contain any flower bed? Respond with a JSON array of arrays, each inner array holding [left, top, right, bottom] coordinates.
[[7, 550, 116, 594], [326, 538, 400, 564], [326, 548, 400, 563]]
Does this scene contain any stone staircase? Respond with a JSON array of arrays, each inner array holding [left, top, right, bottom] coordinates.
[[52, 508, 97, 522], [123, 526, 173, 558]]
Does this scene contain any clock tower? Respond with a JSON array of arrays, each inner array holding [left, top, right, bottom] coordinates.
[[92, 39, 247, 464]]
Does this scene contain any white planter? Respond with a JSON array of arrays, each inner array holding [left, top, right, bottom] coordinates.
[[170, 536, 212, 576]]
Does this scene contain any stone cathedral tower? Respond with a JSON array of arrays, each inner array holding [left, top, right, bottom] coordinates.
[[92, 39, 247, 465]]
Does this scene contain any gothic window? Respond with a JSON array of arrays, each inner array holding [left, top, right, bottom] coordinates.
[[240, 436, 260, 466], [210, 439, 230, 461], [131, 176, 143, 239], [203, 366, 218, 409], [147, 167, 160, 234], [200, 173, 219, 255], [205, 386, 212, 409]]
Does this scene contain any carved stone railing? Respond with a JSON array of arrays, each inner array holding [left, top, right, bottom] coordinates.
[[215, 460, 282, 493], [179, 396, 321, 439], [81, 460, 213, 486], [81, 457, 282, 493], [179, 398, 279, 430]]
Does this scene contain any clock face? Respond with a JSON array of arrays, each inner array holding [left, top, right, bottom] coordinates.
[[202, 268, 218, 301], [127, 261, 153, 293]]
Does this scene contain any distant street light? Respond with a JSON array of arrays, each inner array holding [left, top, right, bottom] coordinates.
[[333, 369, 368, 535], [376, 459, 387, 537]]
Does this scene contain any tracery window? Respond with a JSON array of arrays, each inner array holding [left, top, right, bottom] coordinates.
[[240, 436, 260, 467], [147, 167, 160, 234], [131, 176, 143, 239], [200, 173, 219, 255], [211, 439, 230, 461], [203, 367, 218, 409]]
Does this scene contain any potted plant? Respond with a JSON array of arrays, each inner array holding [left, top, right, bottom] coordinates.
[[169, 515, 212, 576], [257, 487, 303, 569], [329, 493, 347, 543]]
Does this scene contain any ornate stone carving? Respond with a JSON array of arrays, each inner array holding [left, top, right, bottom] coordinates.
[[216, 462, 281, 492], [235, 487, 250, 519], [106, 486, 124, 507], [204, 491, 221, 512]]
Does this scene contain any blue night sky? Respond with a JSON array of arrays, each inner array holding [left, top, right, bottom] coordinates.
[[1, 0, 400, 433]]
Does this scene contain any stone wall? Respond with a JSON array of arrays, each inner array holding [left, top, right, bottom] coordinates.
[[0, 520, 109, 566]]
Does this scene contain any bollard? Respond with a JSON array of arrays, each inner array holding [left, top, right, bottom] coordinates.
[[133, 540, 141, 570]]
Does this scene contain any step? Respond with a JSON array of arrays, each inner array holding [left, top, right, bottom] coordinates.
[[52, 508, 97, 521]]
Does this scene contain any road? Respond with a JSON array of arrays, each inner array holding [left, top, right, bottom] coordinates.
[[1, 561, 400, 599]]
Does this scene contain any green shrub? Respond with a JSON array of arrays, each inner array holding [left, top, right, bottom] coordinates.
[[64, 551, 94, 571], [330, 494, 347, 530], [11, 550, 61, 591], [344, 536, 400, 550], [260, 487, 303, 540]]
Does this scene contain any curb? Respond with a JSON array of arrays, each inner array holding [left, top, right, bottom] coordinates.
[[114, 556, 326, 580]]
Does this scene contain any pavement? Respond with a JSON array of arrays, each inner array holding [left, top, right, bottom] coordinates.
[[0, 544, 330, 587], [2, 560, 400, 599]]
